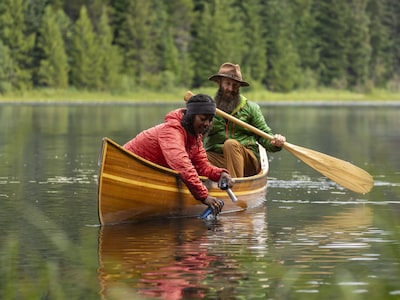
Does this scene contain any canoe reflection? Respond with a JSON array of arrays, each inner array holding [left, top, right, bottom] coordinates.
[[98, 218, 221, 299]]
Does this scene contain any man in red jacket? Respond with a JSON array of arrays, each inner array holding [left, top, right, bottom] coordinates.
[[123, 93, 233, 214]]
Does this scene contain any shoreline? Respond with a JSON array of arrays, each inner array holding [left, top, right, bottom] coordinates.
[[1, 100, 400, 107]]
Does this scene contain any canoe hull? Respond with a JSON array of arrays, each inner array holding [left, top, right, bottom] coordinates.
[[97, 138, 268, 225]]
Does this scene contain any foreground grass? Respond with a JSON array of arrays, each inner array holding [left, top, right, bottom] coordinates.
[[1, 87, 400, 103]]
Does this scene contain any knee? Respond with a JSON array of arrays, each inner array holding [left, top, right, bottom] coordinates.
[[222, 139, 242, 152]]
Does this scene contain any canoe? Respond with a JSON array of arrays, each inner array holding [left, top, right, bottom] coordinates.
[[97, 137, 269, 225]]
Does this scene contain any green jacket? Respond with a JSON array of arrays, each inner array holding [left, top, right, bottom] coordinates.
[[204, 95, 282, 160]]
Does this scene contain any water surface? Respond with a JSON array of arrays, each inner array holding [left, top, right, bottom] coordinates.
[[0, 103, 399, 299]]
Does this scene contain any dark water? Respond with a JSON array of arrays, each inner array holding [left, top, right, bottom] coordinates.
[[0, 103, 399, 299]]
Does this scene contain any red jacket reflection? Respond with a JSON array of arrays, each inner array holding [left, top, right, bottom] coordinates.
[[123, 109, 227, 201]]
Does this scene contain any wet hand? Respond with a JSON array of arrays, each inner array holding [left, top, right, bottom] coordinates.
[[202, 196, 223, 214], [271, 134, 286, 147], [219, 172, 234, 189]]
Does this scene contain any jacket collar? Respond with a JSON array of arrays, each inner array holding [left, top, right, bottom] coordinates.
[[231, 95, 247, 115]]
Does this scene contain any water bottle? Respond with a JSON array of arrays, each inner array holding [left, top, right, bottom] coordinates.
[[200, 199, 224, 220]]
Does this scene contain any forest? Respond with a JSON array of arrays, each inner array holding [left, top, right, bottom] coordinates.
[[0, 0, 399, 94]]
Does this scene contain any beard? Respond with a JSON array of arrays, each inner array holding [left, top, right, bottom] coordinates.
[[215, 87, 240, 114]]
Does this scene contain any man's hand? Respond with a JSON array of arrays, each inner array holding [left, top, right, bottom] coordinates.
[[271, 134, 286, 147]]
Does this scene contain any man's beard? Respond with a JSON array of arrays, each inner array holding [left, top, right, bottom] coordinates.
[[215, 87, 240, 114]]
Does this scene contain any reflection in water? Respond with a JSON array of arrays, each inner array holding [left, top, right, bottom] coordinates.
[[98, 210, 268, 300], [98, 218, 218, 299], [96, 204, 399, 299], [1, 104, 400, 299]]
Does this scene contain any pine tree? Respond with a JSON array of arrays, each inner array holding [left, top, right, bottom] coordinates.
[[0, 41, 15, 93], [163, 0, 195, 87], [264, 0, 301, 91], [0, 0, 35, 90], [36, 5, 69, 88], [191, 0, 244, 87], [235, 0, 267, 84], [159, 27, 181, 89], [291, 0, 319, 88], [385, 0, 400, 85], [115, 0, 162, 87], [69, 5, 101, 90], [346, 0, 371, 89], [313, 0, 349, 88], [367, 0, 392, 87], [96, 6, 123, 91]]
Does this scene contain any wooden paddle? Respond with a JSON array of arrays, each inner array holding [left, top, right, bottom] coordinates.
[[184, 91, 374, 194]]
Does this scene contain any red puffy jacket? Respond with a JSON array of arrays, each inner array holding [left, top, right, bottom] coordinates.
[[123, 109, 228, 200]]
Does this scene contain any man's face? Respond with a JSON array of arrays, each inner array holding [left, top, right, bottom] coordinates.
[[215, 78, 241, 113], [220, 78, 241, 98]]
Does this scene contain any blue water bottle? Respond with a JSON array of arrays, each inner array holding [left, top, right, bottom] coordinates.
[[200, 199, 224, 220]]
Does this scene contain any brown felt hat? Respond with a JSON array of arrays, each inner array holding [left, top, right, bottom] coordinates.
[[208, 62, 250, 87]]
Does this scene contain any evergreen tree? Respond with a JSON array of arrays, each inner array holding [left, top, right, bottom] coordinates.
[[346, 0, 371, 89], [47, 0, 63, 11], [291, 0, 319, 88], [264, 0, 301, 91], [96, 6, 122, 91], [367, 0, 392, 87], [159, 27, 181, 89], [191, 0, 244, 87], [25, 0, 47, 36], [36, 5, 69, 88], [163, 0, 195, 87], [385, 0, 400, 85], [114, 0, 166, 88], [69, 5, 101, 89], [54, 6, 73, 58], [0, 41, 15, 93], [235, 0, 267, 84], [313, 0, 349, 88], [0, 0, 35, 90]]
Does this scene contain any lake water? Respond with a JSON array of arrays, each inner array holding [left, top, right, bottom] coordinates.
[[0, 102, 399, 299]]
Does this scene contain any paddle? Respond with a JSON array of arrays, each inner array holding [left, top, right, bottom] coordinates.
[[184, 91, 374, 194]]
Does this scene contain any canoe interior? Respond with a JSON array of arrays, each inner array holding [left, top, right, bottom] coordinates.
[[97, 138, 269, 225]]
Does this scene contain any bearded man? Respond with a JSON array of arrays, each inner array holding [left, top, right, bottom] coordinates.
[[204, 62, 286, 178]]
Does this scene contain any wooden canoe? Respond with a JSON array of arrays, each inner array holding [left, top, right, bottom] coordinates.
[[97, 137, 269, 225]]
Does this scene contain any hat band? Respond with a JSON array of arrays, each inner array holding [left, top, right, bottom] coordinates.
[[186, 102, 216, 115], [222, 73, 243, 82]]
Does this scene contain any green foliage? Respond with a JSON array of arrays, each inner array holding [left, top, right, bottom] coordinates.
[[163, 0, 195, 86], [265, 0, 302, 92], [0, 0, 399, 94], [36, 5, 69, 88], [0, 0, 35, 90], [96, 6, 123, 91], [191, 0, 245, 87], [0, 40, 14, 93], [69, 6, 101, 89], [115, 0, 164, 88], [313, 0, 349, 87], [236, 0, 267, 83], [367, 0, 392, 87], [345, 0, 371, 90]]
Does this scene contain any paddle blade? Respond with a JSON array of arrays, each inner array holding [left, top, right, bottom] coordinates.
[[283, 142, 373, 194]]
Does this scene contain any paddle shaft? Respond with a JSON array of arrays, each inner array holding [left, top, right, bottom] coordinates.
[[217, 105, 373, 194], [184, 91, 373, 194]]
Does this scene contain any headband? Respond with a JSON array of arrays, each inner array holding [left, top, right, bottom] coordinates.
[[186, 101, 216, 116]]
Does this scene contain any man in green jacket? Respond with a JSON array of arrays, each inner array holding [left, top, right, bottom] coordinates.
[[204, 62, 286, 178]]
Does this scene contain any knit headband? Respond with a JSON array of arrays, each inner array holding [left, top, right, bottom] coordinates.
[[186, 101, 216, 115]]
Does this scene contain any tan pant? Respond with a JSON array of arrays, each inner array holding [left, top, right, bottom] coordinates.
[[207, 139, 260, 178]]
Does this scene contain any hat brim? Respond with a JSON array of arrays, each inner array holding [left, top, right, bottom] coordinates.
[[208, 74, 250, 87]]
